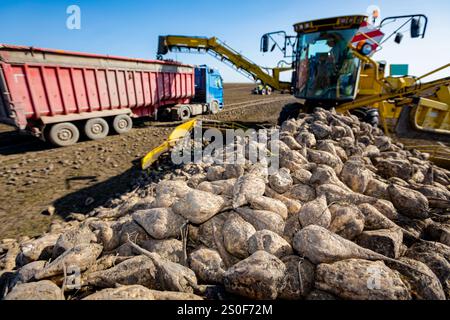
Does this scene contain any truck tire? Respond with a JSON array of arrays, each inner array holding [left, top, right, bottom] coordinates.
[[112, 114, 133, 134], [48, 122, 80, 147], [209, 100, 220, 114], [84, 118, 109, 140], [178, 105, 191, 121]]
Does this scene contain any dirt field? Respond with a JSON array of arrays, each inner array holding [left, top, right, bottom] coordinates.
[[0, 84, 296, 239]]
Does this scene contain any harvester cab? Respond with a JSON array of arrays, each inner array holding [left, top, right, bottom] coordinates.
[[293, 18, 365, 104], [261, 15, 374, 104], [289, 14, 426, 105], [261, 13, 439, 127]]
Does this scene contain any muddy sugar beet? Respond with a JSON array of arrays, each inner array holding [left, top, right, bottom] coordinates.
[[1, 107, 450, 300]]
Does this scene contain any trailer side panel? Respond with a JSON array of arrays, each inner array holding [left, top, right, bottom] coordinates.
[[0, 45, 195, 130]]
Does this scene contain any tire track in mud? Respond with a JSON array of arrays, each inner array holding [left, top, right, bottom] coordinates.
[[217, 96, 296, 114], [224, 96, 292, 108]]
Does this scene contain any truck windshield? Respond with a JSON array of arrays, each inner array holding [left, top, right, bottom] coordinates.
[[295, 28, 360, 101]]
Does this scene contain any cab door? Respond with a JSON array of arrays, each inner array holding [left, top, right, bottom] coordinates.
[[207, 71, 224, 108]]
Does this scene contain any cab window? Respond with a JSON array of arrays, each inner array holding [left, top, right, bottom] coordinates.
[[296, 29, 361, 100]]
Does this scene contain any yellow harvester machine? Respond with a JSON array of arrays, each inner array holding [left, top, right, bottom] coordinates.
[[275, 14, 450, 164]]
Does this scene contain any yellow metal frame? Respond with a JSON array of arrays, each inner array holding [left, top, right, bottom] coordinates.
[[335, 51, 450, 138], [338, 50, 450, 111], [412, 98, 450, 134], [337, 77, 450, 113], [293, 15, 367, 34]]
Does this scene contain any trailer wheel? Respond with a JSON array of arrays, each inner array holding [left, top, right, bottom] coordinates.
[[84, 118, 109, 140], [48, 122, 80, 147], [178, 106, 191, 121], [112, 114, 133, 134], [209, 100, 220, 114]]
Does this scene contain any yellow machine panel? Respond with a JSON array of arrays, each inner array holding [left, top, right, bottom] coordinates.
[[413, 98, 450, 133]]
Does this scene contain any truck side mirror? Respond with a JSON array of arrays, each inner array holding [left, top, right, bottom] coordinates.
[[394, 33, 403, 44], [410, 18, 422, 38], [261, 35, 269, 53]]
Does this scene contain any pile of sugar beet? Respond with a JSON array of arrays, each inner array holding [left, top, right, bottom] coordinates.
[[1, 107, 450, 300]]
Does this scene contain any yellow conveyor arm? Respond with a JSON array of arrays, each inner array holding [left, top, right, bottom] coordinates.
[[158, 35, 291, 91]]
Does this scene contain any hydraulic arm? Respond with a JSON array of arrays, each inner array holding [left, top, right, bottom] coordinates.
[[157, 35, 292, 91]]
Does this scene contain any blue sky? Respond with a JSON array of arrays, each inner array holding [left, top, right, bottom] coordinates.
[[0, 0, 449, 82]]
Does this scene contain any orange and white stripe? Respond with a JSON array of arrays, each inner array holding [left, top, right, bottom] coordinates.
[[351, 21, 385, 53]]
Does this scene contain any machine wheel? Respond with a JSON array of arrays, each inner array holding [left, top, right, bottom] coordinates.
[[351, 107, 380, 127], [277, 103, 302, 126], [209, 100, 220, 114], [48, 122, 80, 147], [112, 114, 133, 134], [365, 108, 380, 127], [84, 118, 109, 140], [178, 105, 191, 121]]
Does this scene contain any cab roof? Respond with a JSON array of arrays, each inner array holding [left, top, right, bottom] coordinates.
[[293, 15, 368, 34]]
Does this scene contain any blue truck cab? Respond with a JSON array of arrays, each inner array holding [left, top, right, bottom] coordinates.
[[193, 65, 224, 112], [170, 65, 223, 121]]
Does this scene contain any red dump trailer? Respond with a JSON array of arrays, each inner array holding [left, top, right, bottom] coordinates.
[[0, 44, 197, 146]]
